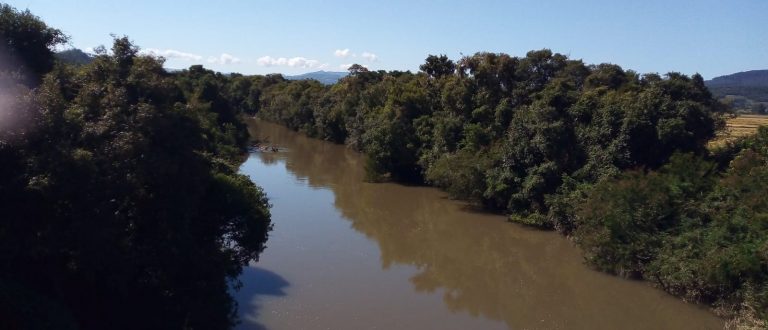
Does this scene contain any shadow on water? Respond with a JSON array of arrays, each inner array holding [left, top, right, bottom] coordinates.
[[234, 267, 290, 330]]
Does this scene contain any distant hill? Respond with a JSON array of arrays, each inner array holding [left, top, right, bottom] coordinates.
[[706, 70, 768, 88], [286, 71, 347, 85], [706, 70, 768, 113], [55, 48, 94, 65]]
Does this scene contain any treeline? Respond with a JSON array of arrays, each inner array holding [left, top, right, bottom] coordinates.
[[256, 53, 722, 228], [247, 54, 766, 324], [710, 85, 768, 103], [0, 5, 270, 330]]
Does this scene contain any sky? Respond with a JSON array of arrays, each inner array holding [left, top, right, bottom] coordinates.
[[6, 0, 768, 79]]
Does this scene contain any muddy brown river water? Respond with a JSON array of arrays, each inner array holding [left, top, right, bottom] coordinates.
[[234, 119, 723, 330]]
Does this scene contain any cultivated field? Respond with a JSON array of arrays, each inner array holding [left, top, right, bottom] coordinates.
[[709, 114, 768, 148]]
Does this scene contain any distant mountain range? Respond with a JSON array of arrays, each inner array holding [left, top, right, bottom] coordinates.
[[705, 70, 768, 113], [286, 71, 347, 85], [706, 70, 768, 88], [55, 48, 94, 65]]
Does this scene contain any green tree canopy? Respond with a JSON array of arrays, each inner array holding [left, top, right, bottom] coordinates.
[[0, 4, 67, 85]]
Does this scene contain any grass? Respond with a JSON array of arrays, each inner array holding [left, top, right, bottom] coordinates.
[[708, 114, 768, 149]]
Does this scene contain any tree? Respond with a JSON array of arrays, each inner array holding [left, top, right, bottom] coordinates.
[[420, 54, 455, 79], [0, 4, 67, 85], [0, 28, 272, 328], [347, 63, 369, 76]]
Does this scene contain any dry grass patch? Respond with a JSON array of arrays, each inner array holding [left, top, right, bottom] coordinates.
[[708, 114, 768, 149]]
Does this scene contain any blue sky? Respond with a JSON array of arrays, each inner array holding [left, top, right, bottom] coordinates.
[[7, 0, 768, 78]]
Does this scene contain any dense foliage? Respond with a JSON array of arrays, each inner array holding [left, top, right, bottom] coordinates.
[[0, 4, 66, 84], [248, 51, 768, 325], [577, 130, 768, 325], [4, 2, 766, 327], [0, 6, 270, 330], [255, 51, 722, 230], [710, 85, 768, 103]]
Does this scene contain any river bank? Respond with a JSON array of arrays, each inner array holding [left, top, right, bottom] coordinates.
[[235, 119, 723, 329]]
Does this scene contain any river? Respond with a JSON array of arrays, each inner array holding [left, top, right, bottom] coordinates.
[[234, 119, 724, 330]]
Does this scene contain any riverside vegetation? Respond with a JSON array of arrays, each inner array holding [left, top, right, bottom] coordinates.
[[252, 57, 768, 326], [0, 6, 271, 329], [2, 3, 767, 329]]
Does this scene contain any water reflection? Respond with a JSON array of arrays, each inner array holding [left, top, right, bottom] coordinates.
[[243, 119, 723, 329]]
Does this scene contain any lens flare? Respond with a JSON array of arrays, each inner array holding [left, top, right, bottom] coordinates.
[[0, 45, 35, 143]]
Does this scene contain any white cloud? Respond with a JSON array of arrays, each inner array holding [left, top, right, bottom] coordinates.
[[142, 48, 203, 61], [207, 53, 241, 65], [139, 49, 243, 65], [334, 49, 351, 58], [257, 56, 326, 69], [361, 52, 378, 62]]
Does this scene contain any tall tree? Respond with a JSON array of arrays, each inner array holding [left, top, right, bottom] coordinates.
[[0, 4, 67, 85], [420, 54, 455, 79]]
